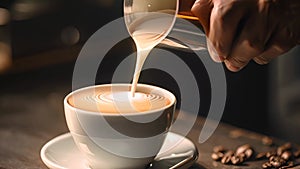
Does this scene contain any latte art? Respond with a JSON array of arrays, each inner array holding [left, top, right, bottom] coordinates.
[[68, 86, 170, 114]]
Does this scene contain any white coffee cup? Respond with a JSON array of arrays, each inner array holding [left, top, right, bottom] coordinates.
[[64, 84, 176, 169]]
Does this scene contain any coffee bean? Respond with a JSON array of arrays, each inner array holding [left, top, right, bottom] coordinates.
[[237, 152, 247, 161], [221, 151, 234, 164], [277, 148, 284, 156], [266, 150, 277, 158], [231, 155, 243, 165], [213, 145, 225, 153], [236, 144, 251, 155], [211, 153, 220, 161], [262, 162, 272, 169], [211, 142, 299, 168], [269, 155, 275, 161], [269, 155, 280, 162], [282, 143, 292, 149], [221, 156, 231, 164], [294, 149, 300, 158], [281, 151, 292, 161], [256, 152, 267, 160], [269, 156, 285, 162], [262, 136, 273, 146], [279, 161, 294, 169], [211, 152, 224, 161], [277, 143, 292, 155], [244, 148, 253, 159], [270, 161, 282, 168], [269, 156, 286, 168]]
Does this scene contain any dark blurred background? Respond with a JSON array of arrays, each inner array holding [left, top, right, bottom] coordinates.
[[0, 0, 299, 143]]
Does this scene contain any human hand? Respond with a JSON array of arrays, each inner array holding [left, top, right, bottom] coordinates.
[[191, 0, 300, 72]]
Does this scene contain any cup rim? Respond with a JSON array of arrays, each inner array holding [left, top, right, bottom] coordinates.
[[64, 83, 176, 116]]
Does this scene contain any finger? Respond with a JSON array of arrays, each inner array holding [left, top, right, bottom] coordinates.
[[226, 35, 264, 72], [253, 27, 296, 65], [206, 37, 224, 62], [191, 0, 213, 34], [208, 0, 248, 60], [224, 51, 251, 72], [192, 0, 222, 62], [253, 43, 293, 65], [226, 38, 260, 72], [253, 46, 280, 65], [192, 0, 223, 62], [226, 3, 273, 72], [224, 59, 246, 72]]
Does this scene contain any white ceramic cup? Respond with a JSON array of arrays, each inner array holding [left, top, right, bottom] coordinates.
[[64, 84, 176, 169]]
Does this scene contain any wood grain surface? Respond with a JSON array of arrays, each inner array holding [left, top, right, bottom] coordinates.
[[0, 72, 299, 169]]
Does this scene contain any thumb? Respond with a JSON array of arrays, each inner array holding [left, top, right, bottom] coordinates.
[[191, 0, 213, 35]]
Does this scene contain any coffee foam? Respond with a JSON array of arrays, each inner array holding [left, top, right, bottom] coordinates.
[[68, 86, 170, 114]]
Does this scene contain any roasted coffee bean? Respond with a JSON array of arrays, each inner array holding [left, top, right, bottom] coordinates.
[[262, 162, 272, 169], [269, 156, 285, 162], [281, 151, 292, 161], [211, 143, 299, 168], [231, 155, 243, 165], [211, 152, 224, 161], [262, 136, 273, 146], [269, 155, 275, 161], [294, 149, 300, 158], [269, 156, 286, 168], [256, 152, 267, 160], [213, 145, 225, 153], [221, 151, 234, 164], [270, 161, 282, 168], [279, 161, 294, 169], [211, 153, 220, 161], [221, 156, 231, 164], [282, 143, 292, 149], [237, 153, 247, 161], [266, 150, 276, 158], [244, 148, 253, 159], [236, 144, 251, 155], [277, 148, 284, 156], [277, 143, 292, 155]]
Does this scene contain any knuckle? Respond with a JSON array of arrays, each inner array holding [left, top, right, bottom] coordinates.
[[213, 0, 238, 19], [215, 5, 232, 24], [245, 39, 265, 53], [213, 1, 240, 27]]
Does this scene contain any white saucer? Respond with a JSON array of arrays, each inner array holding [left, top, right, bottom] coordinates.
[[41, 132, 198, 169]]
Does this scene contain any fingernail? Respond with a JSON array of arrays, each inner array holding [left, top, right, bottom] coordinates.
[[224, 60, 241, 72], [228, 64, 241, 72]]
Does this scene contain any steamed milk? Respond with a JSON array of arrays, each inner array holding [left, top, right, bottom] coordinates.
[[68, 12, 175, 113], [68, 85, 170, 114], [127, 11, 176, 96]]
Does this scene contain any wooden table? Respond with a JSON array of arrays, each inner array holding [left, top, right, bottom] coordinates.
[[0, 73, 299, 169]]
